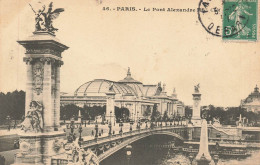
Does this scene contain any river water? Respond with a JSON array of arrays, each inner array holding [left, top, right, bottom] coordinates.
[[101, 135, 260, 165]]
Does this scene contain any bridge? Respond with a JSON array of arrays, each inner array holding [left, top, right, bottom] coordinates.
[[51, 122, 190, 164]]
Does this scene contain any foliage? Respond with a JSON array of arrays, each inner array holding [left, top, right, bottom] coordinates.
[[143, 106, 152, 118], [60, 104, 82, 120], [115, 107, 129, 122], [201, 105, 260, 125], [151, 104, 160, 121], [185, 106, 192, 118], [0, 90, 25, 124], [162, 111, 169, 121]]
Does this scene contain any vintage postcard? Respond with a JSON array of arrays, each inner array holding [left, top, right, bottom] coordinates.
[[0, 0, 260, 165]]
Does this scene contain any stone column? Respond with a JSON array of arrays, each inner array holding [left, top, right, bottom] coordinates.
[[42, 58, 52, 132], [24, 58, 33, 115], [192, 86, 202, 126], [54, 62, 62, 129], [15, 31, 69, 165], [106, 91, 116, 124]]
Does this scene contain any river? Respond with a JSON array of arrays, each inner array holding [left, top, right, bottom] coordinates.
[[101, 135, 260, 165]]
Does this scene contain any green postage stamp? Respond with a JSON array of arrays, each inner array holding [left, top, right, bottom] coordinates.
[[223, 0, 258, 41]]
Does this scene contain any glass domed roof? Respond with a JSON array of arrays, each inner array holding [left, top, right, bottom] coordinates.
[[74, 79, 138, 97]]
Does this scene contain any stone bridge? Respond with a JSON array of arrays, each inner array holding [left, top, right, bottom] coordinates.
[[82, 126, 188, 162], [51, 124, 191, 164]]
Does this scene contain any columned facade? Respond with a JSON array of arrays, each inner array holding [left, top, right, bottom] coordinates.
[[61, 68, 186, 121]]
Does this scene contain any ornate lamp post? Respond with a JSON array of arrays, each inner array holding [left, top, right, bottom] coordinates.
[[177, 114, 180, 126], [125, 145, 132, 165], [66, 116, 78, 134], [110, 111, 112, 124], [78, 124, 83, 146], [130, 121, 133, 132], [109, 111, 112, 136], [189, 153, 194, 165], [213, 155, 219, 165], [63, 115, 66, 124], [137, 111, 139, 123], [6, 116, 11, 131], [188, 114, 192, 124], [95, 118, 99, 139], [138, 119, 141, 130], [119, 119, 123, 134], [67, 117, 78, 143]]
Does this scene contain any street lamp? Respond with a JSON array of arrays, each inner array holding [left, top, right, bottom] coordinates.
[[95, 119, 99, 139], [78, 124, 83, 146], [188, 153, 194, 165], [66, 117, 78, 134], [130, 121, 133, 132], [213, 155, 219, 165], [108, 111, 112, 136], [125, 145, 132, 165], [67, 117, 78, 143], [138, 119, 141, 131], [6, 116, 11, 131], [137, 111, 139, 123], [110, 111, 112, 124], [119, 119, 123, 134], [63, 115, 66, 124], [188, 114, 192, 124]]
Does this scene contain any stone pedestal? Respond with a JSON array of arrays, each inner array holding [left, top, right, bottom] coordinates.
[[196, 119, 211, 164], [14, 132, 66, 165], [192, 91, 201, 126], [78, 110, 82, 123], [106, 91, 116, 124], [14, 31, 68, 164]]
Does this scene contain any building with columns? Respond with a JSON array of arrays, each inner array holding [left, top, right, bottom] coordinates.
[[61, 68, 185, 120], [241, 85, 260, 112]]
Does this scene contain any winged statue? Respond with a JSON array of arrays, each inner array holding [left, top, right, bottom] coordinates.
[[30, 2, 64, 33], [194, 83, 200, 93]]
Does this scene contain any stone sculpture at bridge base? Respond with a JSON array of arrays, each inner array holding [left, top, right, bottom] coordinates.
[[14, 31, 68, 165]]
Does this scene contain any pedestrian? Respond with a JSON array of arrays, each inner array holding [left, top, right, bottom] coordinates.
[[101, 129, 103, 135], [113, 130, 115, 135], [91, 130, 94, 136]]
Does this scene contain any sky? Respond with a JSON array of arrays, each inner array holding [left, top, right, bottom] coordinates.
[[0, 0, 259, 106]]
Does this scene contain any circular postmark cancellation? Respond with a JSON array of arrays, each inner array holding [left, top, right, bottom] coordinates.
[[198, 0, 254, 39]]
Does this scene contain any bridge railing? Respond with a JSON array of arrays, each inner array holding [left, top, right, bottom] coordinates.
[[81, 124, 188, 148]]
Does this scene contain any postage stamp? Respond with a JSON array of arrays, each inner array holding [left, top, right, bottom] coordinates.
[[223, 0, 258, 41], [198, 0, 258, 41]]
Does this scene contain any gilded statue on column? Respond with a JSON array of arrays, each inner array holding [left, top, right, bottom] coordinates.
[[29, 2, 64, 34]]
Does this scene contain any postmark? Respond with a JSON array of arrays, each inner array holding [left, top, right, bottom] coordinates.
[[198, 0, 258, 41]]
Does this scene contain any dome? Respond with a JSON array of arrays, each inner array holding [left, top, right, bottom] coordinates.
[[118, 67, 142, 84], [74, 79, 138, 97]]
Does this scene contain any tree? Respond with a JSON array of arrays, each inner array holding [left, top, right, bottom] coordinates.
[[115, 107, 130, 122], [151, 104, 160, 121], [60, 104, 81, 120], [162, 111, 169, 121], [0, 90, 25, 125], [143, 106, 151, 118], [185, 106, 192, 118]]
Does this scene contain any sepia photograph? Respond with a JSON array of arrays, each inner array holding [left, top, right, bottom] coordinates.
[[0, 0, 259, 164]]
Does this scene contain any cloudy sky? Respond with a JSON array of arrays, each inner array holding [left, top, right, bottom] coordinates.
[[0, 0, 259, 106]]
